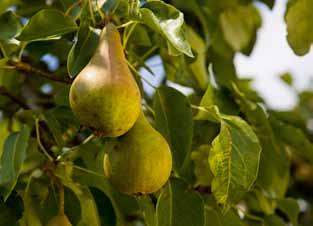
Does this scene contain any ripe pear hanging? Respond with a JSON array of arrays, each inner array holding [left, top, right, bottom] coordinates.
[[46, 214, 72, 226], [103, 112, 172, 194], [69, 23, 141, 137]]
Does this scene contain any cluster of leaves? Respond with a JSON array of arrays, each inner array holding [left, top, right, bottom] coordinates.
[[0, 0, 313, 226]]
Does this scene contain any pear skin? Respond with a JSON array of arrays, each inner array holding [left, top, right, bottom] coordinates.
[[46, 214, 72, 226], [103, 112, 172, 194], [69, 23, 141, 137]]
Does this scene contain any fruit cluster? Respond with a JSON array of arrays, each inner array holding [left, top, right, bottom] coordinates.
[[69, 23, 172, 195]]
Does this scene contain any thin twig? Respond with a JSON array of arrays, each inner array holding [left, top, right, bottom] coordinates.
[[8, 60, 72, 84], [0, 86, 29, 109]]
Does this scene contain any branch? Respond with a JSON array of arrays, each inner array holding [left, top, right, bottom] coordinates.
[[0, 86, 29, 109], [8, 60, 73, 84]]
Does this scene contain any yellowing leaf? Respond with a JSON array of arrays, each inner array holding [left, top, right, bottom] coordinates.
[[209, 115, 261, 208]]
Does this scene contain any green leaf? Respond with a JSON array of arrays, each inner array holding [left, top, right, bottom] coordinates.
[[0, 11, 22, 40], [63, 181, 101, 226], [220, 4, 261, 53], [245, 189, 277, 215], [280, 72, 293, 86], [232, 86, 290, 206], [270, 115, 313, 164], [55, 160, 101, 226], [101, 0, 121, 13], [194, 86, 221, 122], [0, 118, 16, 158], [0, 125, 30, 200], [205, 197, 246, 226], [263, 215, 285, 226], [140, 1, 193, 57], [285, 0, 313, 55], [20, 176, 43, 226], [258, 0, 275, 9], [0, 0, 21, 14], [154, 86, 193, 171], [0, 199, 20, 226], [209, 115, 261, 207], [209, 51, 237, 88], [0, 40, 20, 57], [220, 209, 246, 226], [171, 0, 211, 44], [191, 145, 213, 187], [136, 196, 156, 226], [192, 120, 220, 148], [156, 178, 204, 226], [186, 26, 208, 90], [17, 9, 77, 42], [43, 106, 80, 147], [160, 50, 199, 89], [243, 214, 265, 226], [204, 207, 222, 226], [277, 198, 300, 226], [67, 21, 99, 78]]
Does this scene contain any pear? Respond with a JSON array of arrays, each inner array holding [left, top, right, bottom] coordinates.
[[103, 112, 172, 194], [46, 214, 72, 226], [69, 23, 141, 137]]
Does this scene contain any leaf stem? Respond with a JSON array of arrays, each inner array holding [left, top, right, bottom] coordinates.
[[82, 134, 95, 144], [123, 22, 138, 48], [191, 104, 209, 112], [117, 20, 136, 29], [0, 42, 8, 58], [17, 42, 27, 61], [58, 184, 65, 215], [88, 0, 96, 26], [35, 118, 54, 162], [59, 162, 106, 178], [126, 60, 157, 89]]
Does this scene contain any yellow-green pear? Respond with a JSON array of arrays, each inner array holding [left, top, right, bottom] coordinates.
[[69, 23, 141, 137], [103, 112, 172, 194], [46, 214, 72, 226]]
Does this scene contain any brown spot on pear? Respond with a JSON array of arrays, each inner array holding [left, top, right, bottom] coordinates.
[[103, 112, 172, 194], [69, 23, 141, 137], [46, 214, 72, 226]]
